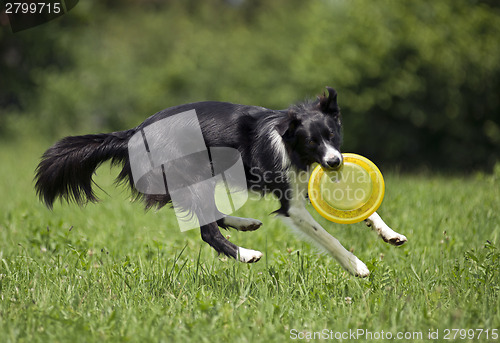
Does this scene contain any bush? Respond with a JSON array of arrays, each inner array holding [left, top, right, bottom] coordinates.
[[1, 0, 499, 171]]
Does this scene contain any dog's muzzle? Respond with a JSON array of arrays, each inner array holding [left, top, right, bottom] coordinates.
[[322, 155, 343, 170]]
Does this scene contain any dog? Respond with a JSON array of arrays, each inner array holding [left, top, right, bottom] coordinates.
[[35, 87, 407, 277]]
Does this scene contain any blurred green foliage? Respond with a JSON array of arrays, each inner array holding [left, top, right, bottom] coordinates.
[[1, 0, 499, 171]]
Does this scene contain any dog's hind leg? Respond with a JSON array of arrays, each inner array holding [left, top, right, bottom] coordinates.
[[218, 216, 263, 231], [365, 212, 407, 246], [200, 222, 263, 263]]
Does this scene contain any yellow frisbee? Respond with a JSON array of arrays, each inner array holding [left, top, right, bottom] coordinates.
[[308, 153, 385, 224]]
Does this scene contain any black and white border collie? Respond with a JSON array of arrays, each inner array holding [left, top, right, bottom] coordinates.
[[35, 87, 407, 277]]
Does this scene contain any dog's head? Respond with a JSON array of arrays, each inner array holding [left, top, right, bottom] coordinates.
[[278, 87, 343, 170]]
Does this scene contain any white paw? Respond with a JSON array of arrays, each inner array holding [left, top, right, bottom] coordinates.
[[343, 255, 370, 277], [224, 217, 263, 231], [383, 232, 408, 246], [238, 218, 263, 232], [238, 247, 263, 263]]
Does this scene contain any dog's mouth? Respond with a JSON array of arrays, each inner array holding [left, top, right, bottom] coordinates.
[[321, 164, 343, 172], [321, 156, 344, 171]]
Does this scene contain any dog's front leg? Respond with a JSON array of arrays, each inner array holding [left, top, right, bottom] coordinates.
[[365, 212, 407, 246], [200, 222, 263, 263], [218, 215, 263, 231], [282, 205, 370, 277]]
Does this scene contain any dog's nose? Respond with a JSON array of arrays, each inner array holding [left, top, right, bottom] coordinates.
[[324, 156, 343, 170]]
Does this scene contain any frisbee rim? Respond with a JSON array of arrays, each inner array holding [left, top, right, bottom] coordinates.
[[308, 153, 385, 224]]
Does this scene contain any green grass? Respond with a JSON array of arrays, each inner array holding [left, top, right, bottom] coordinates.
[[0, 138, 499, 342]]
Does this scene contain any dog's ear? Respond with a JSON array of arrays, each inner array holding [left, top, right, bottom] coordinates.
[[318, 87, 339, 116], [275, 113, 301, 137]]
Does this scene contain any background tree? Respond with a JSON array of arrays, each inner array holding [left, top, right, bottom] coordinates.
[[1, 0, 499, 171]]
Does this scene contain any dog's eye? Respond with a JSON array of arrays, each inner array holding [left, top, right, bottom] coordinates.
[[306, 139, 316, 146]]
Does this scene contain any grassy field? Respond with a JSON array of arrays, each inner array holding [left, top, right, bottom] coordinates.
[[0, 138, 499, 342]]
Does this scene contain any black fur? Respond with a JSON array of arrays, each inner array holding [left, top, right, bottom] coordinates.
[[35, 130, 134, 208], [35, 87, 342, 260]]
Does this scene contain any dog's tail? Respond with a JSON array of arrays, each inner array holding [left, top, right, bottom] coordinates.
[[34, 130, 136, 208]]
